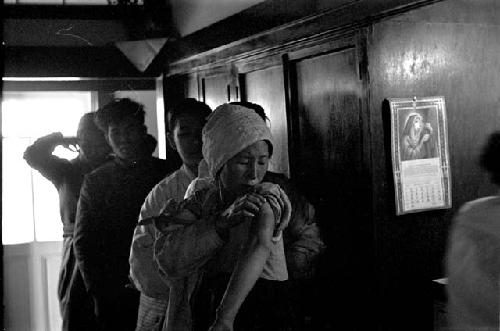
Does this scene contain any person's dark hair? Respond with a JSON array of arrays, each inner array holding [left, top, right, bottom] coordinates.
[[229, 101, 269, 122], [145, 133, 158, 154], [479, 131, 500, 185], [167, 98, 212, 132], [77, 112, 101, 139], [94, 98, 146, 133]]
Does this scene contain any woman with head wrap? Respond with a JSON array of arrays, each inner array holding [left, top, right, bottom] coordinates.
[[401, 112, 436, 161], [151, 103, 292, 331]]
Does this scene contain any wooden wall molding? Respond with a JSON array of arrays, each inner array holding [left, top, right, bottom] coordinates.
[[161, 0, 444, 76]]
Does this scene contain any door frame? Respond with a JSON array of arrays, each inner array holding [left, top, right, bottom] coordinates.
[[282, 30, 371, 183]]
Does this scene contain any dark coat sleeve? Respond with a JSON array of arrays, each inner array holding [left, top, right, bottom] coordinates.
[[73, 174, 107, 296], [23, 132, 70, 188], [264, 172, 326, 280]]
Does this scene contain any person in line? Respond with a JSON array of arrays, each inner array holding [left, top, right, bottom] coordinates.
[[153, 103, 304, 331], [189, 101, 326, 329], [73, 98, 176, 331], [230, 101, 325, 281], [401, 112, 436, 161], [129, 98, 212, 331], [24, 112, 111, 331], [445, 131, 500, 331], [137, 100, 324, 331]]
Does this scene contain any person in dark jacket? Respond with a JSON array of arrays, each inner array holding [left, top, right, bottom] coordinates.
[[73, 98, 176, 331], [24, 112, 111, 331], [446, 131, 500, 331]]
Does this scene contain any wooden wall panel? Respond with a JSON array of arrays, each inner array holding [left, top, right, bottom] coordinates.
[[3, 242, 63, 331], [3, 255, 32, 331], [289, 44, 371, 330], [202, 74, 232, 110], [367, 0, 500, 329], [245, 66, 290, 176], [185, 74, 200, 99], [161, 0, 500, 330], [43, 255, 63, 331], [31, 243, 63, 331], [294, 48, 363, 197]]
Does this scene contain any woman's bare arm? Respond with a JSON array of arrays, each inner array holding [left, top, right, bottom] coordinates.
[[209, 201, 275, 331]]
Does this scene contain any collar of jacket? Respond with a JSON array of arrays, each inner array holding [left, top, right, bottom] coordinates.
[[114, 155, 154, 168]]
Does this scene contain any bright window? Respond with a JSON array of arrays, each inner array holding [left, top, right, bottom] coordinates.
[[2, 91, 93, 244]]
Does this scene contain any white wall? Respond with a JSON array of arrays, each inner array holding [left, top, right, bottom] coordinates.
[[170, 0, 266, 37]]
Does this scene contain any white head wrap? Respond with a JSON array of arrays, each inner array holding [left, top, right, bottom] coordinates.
[[202, 103, 273, 178]]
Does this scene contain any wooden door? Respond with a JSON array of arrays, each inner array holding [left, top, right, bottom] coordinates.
[[291, 46, 364, 205], [285, 36, 372, 330]]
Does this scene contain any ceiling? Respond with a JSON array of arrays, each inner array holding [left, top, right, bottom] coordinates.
[[3, 1, 177, 77]]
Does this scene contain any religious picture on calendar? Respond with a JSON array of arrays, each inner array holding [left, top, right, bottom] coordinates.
[[389, 96, 452, 215]]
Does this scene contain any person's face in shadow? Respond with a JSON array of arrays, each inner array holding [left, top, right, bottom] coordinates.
[[219, 140, 270, 199], [168, 113, 205, 173], [107, 116, 147, 161], [78, 129, 111, 167]]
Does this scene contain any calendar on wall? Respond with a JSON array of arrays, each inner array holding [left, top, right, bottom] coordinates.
[[389, 96, 452, 215]]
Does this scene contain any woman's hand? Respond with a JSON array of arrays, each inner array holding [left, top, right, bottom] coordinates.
[[253, 183, 292, 238], [218, 193, 266, 229]]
